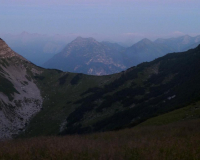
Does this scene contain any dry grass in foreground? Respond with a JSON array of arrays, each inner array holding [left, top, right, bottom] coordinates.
[[1, 119, 200, 160]]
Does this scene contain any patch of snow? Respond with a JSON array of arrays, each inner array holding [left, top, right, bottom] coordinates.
[[167, 95, 176, 100]]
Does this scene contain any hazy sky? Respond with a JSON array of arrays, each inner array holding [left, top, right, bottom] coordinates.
[[0, 0, 200, 42]]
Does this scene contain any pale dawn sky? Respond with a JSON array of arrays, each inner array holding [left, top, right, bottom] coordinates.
[[0, 0, 200, 42]]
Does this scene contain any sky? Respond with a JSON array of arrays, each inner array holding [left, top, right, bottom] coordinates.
[[0, 0, 200, 43]]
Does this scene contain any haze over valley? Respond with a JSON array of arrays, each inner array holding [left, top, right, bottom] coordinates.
[[1, 32, 200, 75]]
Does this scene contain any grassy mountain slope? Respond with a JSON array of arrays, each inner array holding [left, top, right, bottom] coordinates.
[[137, 101, 200, 127], [22, 71, 120, 137]]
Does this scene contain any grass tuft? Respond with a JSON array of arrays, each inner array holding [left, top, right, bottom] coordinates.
[[1, 119, 200, 160]]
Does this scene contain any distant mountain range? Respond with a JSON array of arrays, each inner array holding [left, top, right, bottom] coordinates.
[[1, 32, 200, 75], [155, 35, 200, 52], [43, 35, 200, 74], [43, 37, 126, 75]]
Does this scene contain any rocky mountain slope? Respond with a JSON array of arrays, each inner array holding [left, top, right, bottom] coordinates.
[[0, 38, 43, 139], [1, 38, 200, 139], [43, 37, 126, 75]]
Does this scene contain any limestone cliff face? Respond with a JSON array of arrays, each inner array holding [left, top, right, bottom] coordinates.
[[0, 38, 43, 139]]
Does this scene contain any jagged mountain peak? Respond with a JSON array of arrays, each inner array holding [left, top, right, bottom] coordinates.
[[73, 36, 97, 43], [0, 38, 15, 57], [0, 37, 6, 43], [181, 35, 192, 44], [64, 36, 101, 49], [182, 34, 191, 38], [140, 38, 152, 44], [129, 38, 153, 48], [129, 38, 154, 49], [74, 36, 84, 41], [0, 38, 28, 61], [61, 37, 102, 55]]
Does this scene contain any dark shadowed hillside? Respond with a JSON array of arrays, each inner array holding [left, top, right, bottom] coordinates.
[[59, 45, 200, 134]]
